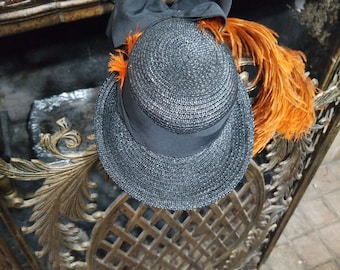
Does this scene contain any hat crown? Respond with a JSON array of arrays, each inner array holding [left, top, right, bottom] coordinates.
[[127, 18, 239, 134]]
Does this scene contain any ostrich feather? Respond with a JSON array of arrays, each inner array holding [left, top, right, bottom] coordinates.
[[198, 17, 316, 155]]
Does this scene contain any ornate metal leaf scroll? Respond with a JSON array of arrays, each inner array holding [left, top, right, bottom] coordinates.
[[0, 118, 100, 269], [0, 68, 338, 269], [236, 69, 340, 269]]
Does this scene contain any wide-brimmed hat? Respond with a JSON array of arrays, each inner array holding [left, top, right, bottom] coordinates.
[[95, 18, 254, 210]]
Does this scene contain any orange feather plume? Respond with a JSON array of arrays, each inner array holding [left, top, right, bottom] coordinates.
[[107, 31, 143, 90], [198, 17, 316, 155], [197, 18, 225, 44], [126, 31, 143, 56], [108, 52, 127, 89]]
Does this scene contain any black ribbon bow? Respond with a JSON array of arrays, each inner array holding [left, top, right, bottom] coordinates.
[[106, 0, 232, 48]]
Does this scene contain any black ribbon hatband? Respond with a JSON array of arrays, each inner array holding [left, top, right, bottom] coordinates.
[[117, 77, 232, 158]]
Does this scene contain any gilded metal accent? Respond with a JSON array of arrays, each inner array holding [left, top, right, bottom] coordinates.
[[0, 223, 22, 270], [0, 68, 338, 269], [0, 174, 22, 207], [0, 197, 41, 269], [0, 118, 100, 269], [315, 69, 340, 109]]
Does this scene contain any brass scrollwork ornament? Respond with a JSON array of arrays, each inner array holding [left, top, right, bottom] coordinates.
[[0, 118, 102, 269]]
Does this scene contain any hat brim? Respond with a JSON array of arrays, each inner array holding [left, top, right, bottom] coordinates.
[[95, 74, 254, 210]]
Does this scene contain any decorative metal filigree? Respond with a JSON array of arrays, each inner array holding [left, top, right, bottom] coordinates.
[[0, 235, 21, 270], [231, 68, 340, 268], [0, 67, 339, 269], [0, 118, 101, 269]]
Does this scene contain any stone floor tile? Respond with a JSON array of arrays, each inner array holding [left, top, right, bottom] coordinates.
[[299, 198, 337, 228], [259, 262, 272, 270], [284, 207, 313, 240], [277, 232, 289, 246], [336, 259, 340, 268], [293, 231, 332, 269], [302, 182, 320, 201], [312, 165, 340, 194], [322, 133, 340, 164], [324, 189, 340, 217], [328, 160, 340, 177], [319, 222, 340, 255], [264, 157, 340, 270], [264, 243, 305, 270], [310, 260, 339, 270]]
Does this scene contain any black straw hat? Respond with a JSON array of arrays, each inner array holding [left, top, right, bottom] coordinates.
[[95, 18, 254, 210]]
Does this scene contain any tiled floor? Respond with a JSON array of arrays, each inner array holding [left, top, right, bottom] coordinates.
[[260, 133, 340, 270]]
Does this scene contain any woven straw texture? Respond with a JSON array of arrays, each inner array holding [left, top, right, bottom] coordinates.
[[128, 19, 238, 133]]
